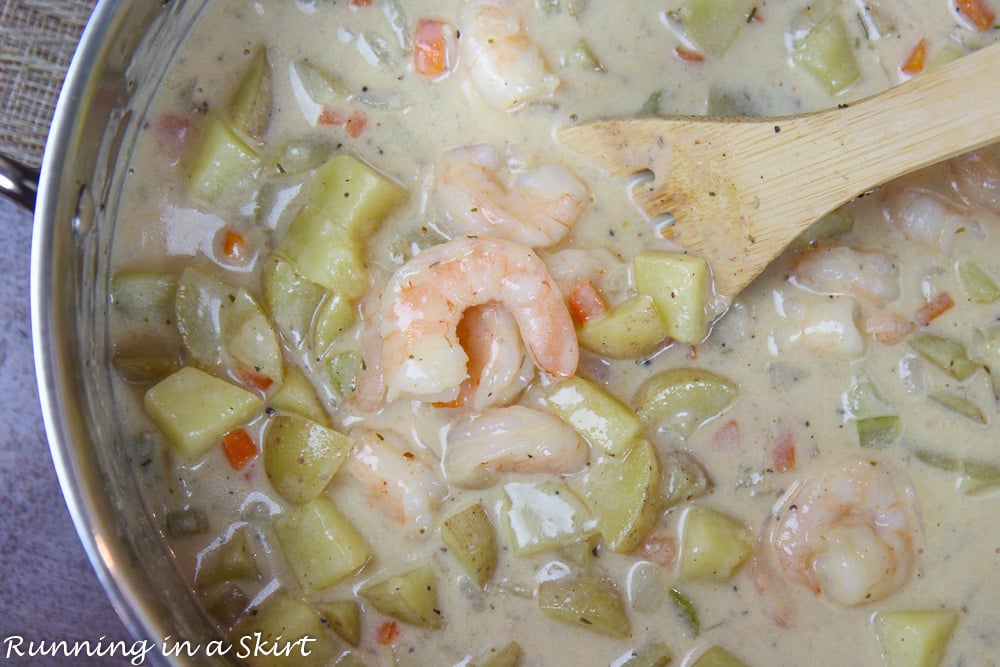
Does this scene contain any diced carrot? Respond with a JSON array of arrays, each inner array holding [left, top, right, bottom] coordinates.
[[318, 107, 368, 138], [222, 428, 257, 470], [349, 0, 373, 6], [865, 311, 915, 345], [155, 112, 193, 162], [914, 291, 955, 327], [673, 45, 705, 62], [955, 0, 996, 31], [901, 38, 928, 75], [712, 418, 743, 452], [567, 280, 609, 325], [414, 19, 451, 76], [221, 229, 250, 260], [239, 366, 274, 392], [375, 620, 400, 645], [769, 425, 796, 473]]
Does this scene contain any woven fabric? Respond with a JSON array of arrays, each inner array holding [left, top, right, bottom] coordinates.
[[0, 0, 95, 169]]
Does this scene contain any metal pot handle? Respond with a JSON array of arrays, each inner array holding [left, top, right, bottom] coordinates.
[[0, 154, 39, 210]]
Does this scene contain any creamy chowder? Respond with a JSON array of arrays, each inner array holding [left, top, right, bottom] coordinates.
[[108, 0, 1000, 665]]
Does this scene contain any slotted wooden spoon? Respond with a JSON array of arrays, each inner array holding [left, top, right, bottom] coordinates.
[[559, 41, 1000, 302]]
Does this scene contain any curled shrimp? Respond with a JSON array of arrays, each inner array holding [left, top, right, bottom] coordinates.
[[381, 235, 577, 402], [458, 0, 559, 110], [444, 405, 589, 488], [434, 144, 588, 247], [343, 428, 447, 537], [769, 295, 865, 359], [753, 459, 921, 626], [789, 245, 900, 306], [951, 148, 1000, 211], [451, 304, 535, 410], [885, 188, 976, 255]]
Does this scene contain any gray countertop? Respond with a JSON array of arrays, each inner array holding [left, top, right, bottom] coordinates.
[[0, 194, 131, 663]]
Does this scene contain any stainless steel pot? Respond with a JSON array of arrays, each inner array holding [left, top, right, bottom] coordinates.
[[29, 1, 235, 663]]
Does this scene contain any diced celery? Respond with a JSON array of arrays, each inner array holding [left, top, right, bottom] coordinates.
[[273, 139, 335, 176], [581, 440, 660, 553], [958, 261, 1000, 302], [798, 209, 854, 245], [843, 371, 895, 418], [615, 642, 673, 667], [165, 506, 209, 538], [633, 367, 739, 439], [678, 0, 755, 56], [231, 591, 342, 667], [144, 366, 263, 459], [856, 415, 901, 449], [264, 414, 353, 504], [576, 294, 670, 359], [273, 496, 371, 591], [440, 503, 498, 587], [659, 449, 710, 508], [327, 351, 363, 400], [313, 292, 357, 357], [678, 505, 751, 581], [503, 480, 597, 556], [316, 600, 361, 646], [110, 270, 177, 321], [195, 525, 259, 588], [471, 642, 524, 667], [872, 609, 958, 667], [279, 205, 369, 298], [913, 448, 961, 473], [262, 254, 326, 349], [226, 288, 285, 384], [305, 153, 407, 241], [562, 39, 605, 71], [928, 390, 987, 424], [976, 324, 1000, 397], [633, 250, 710, 344], [669, 587, 699, 635], [536, 0, 586, 16], [292, 59, 351, 107], [790, 5, 861, 94], [909, 333, 981, 381], [187, 112, 261, 202], [690, 645, 748, 667], [206, 582, 249, 629], [228, 46, 272, 141], [960, 459, 1000, 494], [927, 43, 965, 70], [706, 87, 756, 116], [112, 352, 179, 384], [537, 570, 631, 638], [544, 376, 645, 456], [359, 565, 444, 629], [270, 366, 330, 426]]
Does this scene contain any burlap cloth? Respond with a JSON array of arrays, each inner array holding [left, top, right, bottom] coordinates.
[[0, 0, 96, 169]]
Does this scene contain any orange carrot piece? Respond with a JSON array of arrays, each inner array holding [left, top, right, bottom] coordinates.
[[769, 426, 796, 473], [567, 280, 609, 325], [222, 428, 257, 470], [414, 19, 450, 76], [914, 292, 955, 327], [349, 0, 373, 6], [239, 367, 274, 392], [901, 38, 928, 75], [955, 0, 996, 31], [375, 620, 400, 645], [221, 229, 249, 260], [673, 45, 705, 62], [318, 108, 368, 138]]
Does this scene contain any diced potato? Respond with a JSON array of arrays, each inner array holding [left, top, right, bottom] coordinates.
[[231, 591, 342, 667], [262, 254, 326, 349], [273, 496, 370, 591], [226, 288, 285, 384], [576, 294, 670, 359], [976, 324, 1000, 397], [360, 565, 444, 629], [270, 366, 330, 426], [797, 209, 854, 245], [264, 414, 353, 504], [537, 569, 631, 638], [316, 599, 361, 646], [872, 609, 958, 667], [909, 333, 981, 381], [659, 449, 710, 508], [228, 46, 272, 141], [544, 376, 645, 456], [678, 504, 752, 581], [790, 4, 861, 94], [110, 270, 177, 321], [581, 440, 661, 553], [958, 261, 1000, 303], [471, 642, 524, 667], [195, 525, 259, 588], [313, 292, 357, 357], [616, 642, 673, 667], [690, 645, 748, 667], [326, 351, 363, 400], [112, 352, 179, 384], [165, 506, 208, 538], [678, 0, 755, 56], [187, 112, 261, 202], [206, 582, 250, 629], [633, 250, 710, 344], [174, 266, 239, 370], [306, 153, 407, 240], [633, 367, 739, 439], [279, 205, 369, 298], [503, 480, 597, 556], [144, 366, 263, 459], [440, 503, 498, 587]]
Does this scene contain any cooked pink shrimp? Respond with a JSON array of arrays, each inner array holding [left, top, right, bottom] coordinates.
[[753, 459, 921, 625], [434, 144, 588, 247], [343, 428, 447, 536], [450, 304, 535, 410], [885, 188, 975, 255], [458, 0, 560, 110], [951, 148, 1000, 211], [444, 405, 589, 488], [381, 235, 577, 402], [348, 275, 387, 412], [789, 245, 900, 306]]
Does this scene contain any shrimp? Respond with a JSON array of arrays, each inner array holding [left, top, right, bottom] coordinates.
[[884, 188, 976, 255], [348, 274, 387, 412], [444, 405, 589, 488], [789, 245, 900, 306], [951, 148, 1000, 211], [434, 144, 588, 247], [753, 459, 921, 626], [769, 295, 865, 359], [342, 428, 447, 537], [381, 235, 578, 402], [458, 0, 560, 110], [451, 304, 535, 410]]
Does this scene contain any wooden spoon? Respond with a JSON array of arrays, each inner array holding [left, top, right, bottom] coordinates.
[[558, 42, 1000, 302]]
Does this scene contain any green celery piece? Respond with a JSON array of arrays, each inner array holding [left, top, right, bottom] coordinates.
[[195, 525, 259, 588], [472, 642, 524, 667], [615, 642, 672, 667], [537, 570, 631, 638], [292, 59, 350, 107], [165, 507, 208, 538], [798, 209, 854, 245], [562, 39, 605, 71], [791, 5, 861, 94], [110, 270, 178, 320], [313, 291, 357, 357], [678, 0, 755, 56], [855, 415, 901, 449], [928, 390, 987, 424], [326, 351, 363, 400], [669, 587, 699, 635], [909, 332, 981, 381], [690, 646, 748, 667], [958, 261, 1000, 303], [262, 254, 326, 349], [228, 46, 272, 141]]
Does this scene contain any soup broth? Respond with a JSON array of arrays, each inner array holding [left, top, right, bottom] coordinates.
[[109, 0, 1000, 665]]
